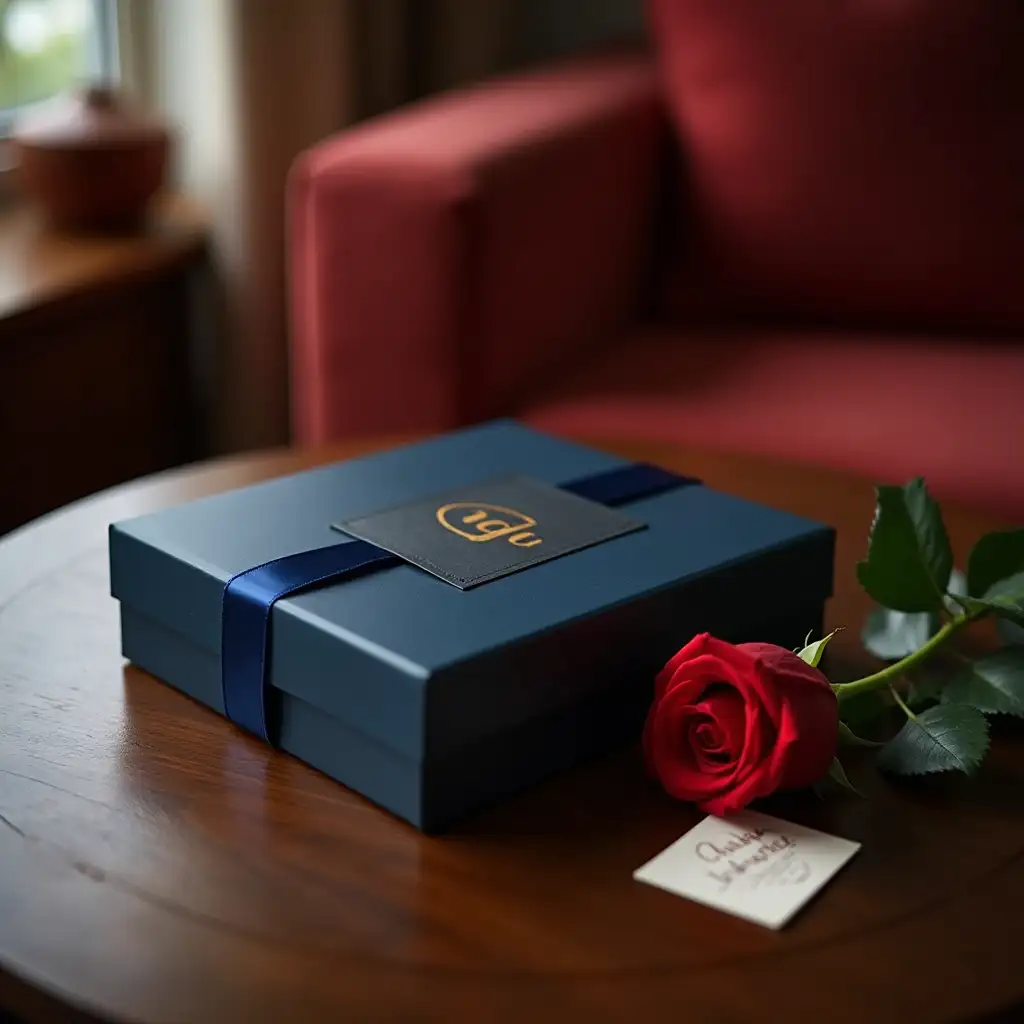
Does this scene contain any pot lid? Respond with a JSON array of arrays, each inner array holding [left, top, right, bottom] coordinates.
[[13, 86, 168, 149]]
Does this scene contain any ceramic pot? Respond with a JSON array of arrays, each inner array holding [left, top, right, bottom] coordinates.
[[11, 86, 170, 232]]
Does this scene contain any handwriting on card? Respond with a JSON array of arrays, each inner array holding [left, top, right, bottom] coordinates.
[[696, 827, 809, 891]]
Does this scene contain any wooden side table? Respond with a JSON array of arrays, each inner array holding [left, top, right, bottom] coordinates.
[[0, 196, 208, 535], [0, 438, 1022, 1023]]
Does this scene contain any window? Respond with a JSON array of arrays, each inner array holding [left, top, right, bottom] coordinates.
[[0, 0, 118, 136]]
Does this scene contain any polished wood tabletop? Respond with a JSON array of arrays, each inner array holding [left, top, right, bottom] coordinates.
[[0, 437, 1021, 1023]]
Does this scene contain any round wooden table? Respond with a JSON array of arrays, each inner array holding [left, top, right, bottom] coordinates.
[[1, 438, 1021, 1023]]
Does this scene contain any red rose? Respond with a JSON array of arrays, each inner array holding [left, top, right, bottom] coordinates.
[[643, 633, 838, 815]]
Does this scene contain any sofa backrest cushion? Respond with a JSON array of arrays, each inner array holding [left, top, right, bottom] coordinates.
[[648, 0, 1024, 333]]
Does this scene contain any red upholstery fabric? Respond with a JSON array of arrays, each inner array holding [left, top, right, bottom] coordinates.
[[647, 0, 1024, 333], [288, 38, 1024, 518], [288, 52, 666, 443], [525, 326, 1024, 519]]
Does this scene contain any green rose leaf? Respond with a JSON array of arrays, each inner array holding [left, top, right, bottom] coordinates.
[[862, 571, 967, 661], [942, 649, 1024, 717], [943, 567, 970, 615], [856, 479, 953, 613], [974, 571, 1024, 626], [861, 607, 938, 661], [877, 704, 989, 777], [998, 617, 1024, 646], [797, 629, 839, 668], [967, 529, 1024, 598], [827, 757, 860, 796], [838, 721, 881, 748]]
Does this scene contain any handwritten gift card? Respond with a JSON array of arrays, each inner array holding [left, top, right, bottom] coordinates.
[[633, 810, 861, 929]]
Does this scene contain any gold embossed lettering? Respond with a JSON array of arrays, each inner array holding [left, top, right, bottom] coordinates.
[[508, 532, 542, 548], [436, 502, 543, 546]]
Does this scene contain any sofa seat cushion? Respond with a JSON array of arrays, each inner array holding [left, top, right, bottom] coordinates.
[[524, 326, 1024, 519]]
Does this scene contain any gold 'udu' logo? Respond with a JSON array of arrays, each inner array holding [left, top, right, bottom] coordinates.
[[436, 503, 542, 548]]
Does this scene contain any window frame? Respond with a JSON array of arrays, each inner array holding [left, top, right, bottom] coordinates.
[[0, 0, 120, 139], [0, 0, 121, 200]]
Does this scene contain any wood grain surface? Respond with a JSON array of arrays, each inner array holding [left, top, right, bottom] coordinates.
[[0, 194, 206, 325], [0, 437, 1020, 1023]]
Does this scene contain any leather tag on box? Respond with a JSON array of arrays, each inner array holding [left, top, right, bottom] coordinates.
[[333, 475, 645, 589]]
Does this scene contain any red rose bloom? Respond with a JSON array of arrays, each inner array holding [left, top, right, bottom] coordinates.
[[643, 633, 838, 815]]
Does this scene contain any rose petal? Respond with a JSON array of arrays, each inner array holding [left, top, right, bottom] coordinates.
[[657, 654, 731, 705], [654, 699, 774, 805], [742, 644, 838, 792], [656, 634, 761, 696], [698, 768, 764, 816], [694, 720, 722, 748], [695, 685, 746, 760], [690, 718, 735, 774], [654, 633, 715, 701], [646, 636, 823, 814], [650, 690, 704, 782], [693, 704, 777, 816], [696, 635, 763, 674], [690, 647, 785, 735], [739, 690, 773, 771], [650, 686, 742, 800], [692, 720, 731, 765], [766, 685, 838, 791], [739, 642, 833, 699]]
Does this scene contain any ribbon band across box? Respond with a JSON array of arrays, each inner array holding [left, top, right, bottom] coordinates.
[[222, 463, 697, 742]]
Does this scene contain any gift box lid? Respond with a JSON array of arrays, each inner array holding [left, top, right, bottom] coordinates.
[[109, 421, 834, 761]]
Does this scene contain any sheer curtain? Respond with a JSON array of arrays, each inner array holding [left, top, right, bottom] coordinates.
[[130, 0, 512, 454]]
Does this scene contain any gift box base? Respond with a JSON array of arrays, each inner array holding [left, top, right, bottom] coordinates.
[[121, 601, 825, 832]]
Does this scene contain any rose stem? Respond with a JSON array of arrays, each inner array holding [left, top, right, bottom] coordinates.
[[833, 613, 980, 704]]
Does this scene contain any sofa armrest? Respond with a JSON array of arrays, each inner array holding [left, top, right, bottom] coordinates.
[[288, 50, 667, 444]]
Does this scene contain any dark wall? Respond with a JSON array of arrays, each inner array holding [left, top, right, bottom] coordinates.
[[402, 1, 650, 101], [512, 0, 647, 64]]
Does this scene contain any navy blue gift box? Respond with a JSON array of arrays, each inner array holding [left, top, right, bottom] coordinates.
[[109, 422, 834, 831]]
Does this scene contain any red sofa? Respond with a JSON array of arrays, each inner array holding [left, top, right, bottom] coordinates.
[[289, 1, 1024, 519]]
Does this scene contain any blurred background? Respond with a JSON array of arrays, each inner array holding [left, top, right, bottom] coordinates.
[[0, 0, 116, 115], [0, 0, 1021, 536], [0, 0, 647, 534]]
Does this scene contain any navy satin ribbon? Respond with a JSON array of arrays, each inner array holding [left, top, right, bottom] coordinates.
[[562, 463, 691, 507], [221, 463, 698, 742]]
